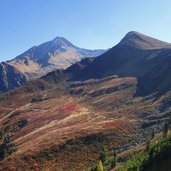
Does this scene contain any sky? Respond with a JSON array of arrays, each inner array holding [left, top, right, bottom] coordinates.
[[0, 0, 171, 62]]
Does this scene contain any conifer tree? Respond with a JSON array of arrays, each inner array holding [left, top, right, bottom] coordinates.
[[99, 146, 108, 164], [151, 129, 155, 139], [110, 150, 117, 169], [163, 123, 168, 137], [146, 139, 150, 152], [97, 160, 104, 171]]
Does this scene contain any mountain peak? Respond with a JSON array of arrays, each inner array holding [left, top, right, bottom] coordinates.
[[51, 36, 74, 48], [119, 31, 171, 49], [52, 36, 68, 42], [125, 31, 142, 36]]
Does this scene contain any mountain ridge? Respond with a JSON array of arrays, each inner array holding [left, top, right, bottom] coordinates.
[[1, 31, 171, 170], [0, 37, 106, 93], [9, 36, 106, 78], [61, 31, 171, 96], [119, 31, 171, 49]]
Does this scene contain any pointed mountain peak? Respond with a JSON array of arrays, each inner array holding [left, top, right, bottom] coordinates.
[[52, 36, 68, 42], [51, 36, 74, 48], [119, 31, 171, 49], [125, 31, 143, 37]]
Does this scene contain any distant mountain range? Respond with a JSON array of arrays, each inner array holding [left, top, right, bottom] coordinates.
[[0, 37, 106, 93]]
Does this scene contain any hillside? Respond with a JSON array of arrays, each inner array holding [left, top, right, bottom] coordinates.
[[67, 31, 171, 96], [117, 133, 171, 171], [0, 31, 171, 170], [0, 62, 28, 93], [0, 75, 139, 170]]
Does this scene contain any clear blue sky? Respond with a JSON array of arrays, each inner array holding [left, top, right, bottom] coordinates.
[[0, 0, 171, 61]]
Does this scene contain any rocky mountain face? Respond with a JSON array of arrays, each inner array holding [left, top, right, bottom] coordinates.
[[0, 62, 28, 93], [8, 37, 106, 79], [0, 37, 106, 93]]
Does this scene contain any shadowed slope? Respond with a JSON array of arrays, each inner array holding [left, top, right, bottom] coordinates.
[[0, 62, 28, 93], [119, 31, 171, 49], [68, 32, 171, 96]]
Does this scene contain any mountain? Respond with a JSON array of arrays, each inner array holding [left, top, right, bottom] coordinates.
[[0, 37, 106, 93], [8, 37, 106, 79], [0, 62, 28, 93], [1, 31, 171, 170], [119, 31, 171, 49], [66, 31, 171, 95]]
